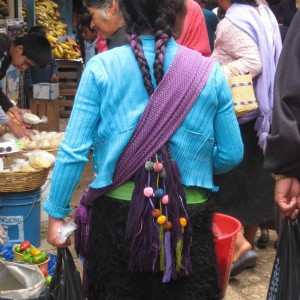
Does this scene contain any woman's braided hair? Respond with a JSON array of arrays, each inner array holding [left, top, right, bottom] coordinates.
[[121, 0, 193, 280], [121, 0, 185, 93]]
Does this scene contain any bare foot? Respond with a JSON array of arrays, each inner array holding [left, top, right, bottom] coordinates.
[[232, 231, 252, 263]]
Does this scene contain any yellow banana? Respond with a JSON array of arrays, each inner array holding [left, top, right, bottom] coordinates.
[[46, 35, 57, 44], [60, 43, 71, 50], [52, 47, 62, 59]]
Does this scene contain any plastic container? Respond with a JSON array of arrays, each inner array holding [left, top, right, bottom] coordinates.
[[40, 169, 52, 222], [213, 213, 241, 298], [0, 189, 41, 247]]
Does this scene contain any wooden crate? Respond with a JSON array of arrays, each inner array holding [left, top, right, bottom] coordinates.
[[29, 98, 59, 132], [56, 59, 83, 117]]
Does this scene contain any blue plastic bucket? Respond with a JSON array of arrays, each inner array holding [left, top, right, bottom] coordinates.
[[0, 188, 41, 247]]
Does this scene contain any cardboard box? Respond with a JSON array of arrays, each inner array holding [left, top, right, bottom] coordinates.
[[33, 83, 59, 100]]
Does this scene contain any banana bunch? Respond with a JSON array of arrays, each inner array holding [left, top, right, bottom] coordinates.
[[0, 0, 7, 9], [50, 37, 81, 60], [35, 0, 68, 38]]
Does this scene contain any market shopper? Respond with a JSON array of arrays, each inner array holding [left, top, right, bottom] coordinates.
[[211, 0, 282, 276], [45, 0, 243, 299], [176, 0, 211, 56], [0, 32, 51, 139], [77, 13, 99, 64], [264, 10, 300, 219], [24, 26, 58, 107]]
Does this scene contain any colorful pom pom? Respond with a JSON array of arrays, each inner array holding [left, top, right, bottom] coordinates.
[[152, 209, 162, 218], [163, 221, 172, 230], [145, 161, 154, 171], [155, 188, 165, 198], [179, 217, 187, 228], [157, 215, 167, 225], [154, 162, 164, 172], [162, 194, 169, 205], [159, 168, 167, 178], [144, 187, 154, 197]]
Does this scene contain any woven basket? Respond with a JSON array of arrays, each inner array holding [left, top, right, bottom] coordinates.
[[228, 67, 258, 117], [0, 167, 50, 193]]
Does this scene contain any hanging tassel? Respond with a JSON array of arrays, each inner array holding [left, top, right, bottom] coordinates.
[[74, 190, 91, 259], [159, 224, 165, 271], [162, 231, 172, 282], [176, 235, 183, 272]]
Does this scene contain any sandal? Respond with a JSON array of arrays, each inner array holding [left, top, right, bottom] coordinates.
[[230, 250, 258, 277]]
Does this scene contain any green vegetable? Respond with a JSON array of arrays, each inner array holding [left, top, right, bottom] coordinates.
[[45, 275, 52, 286], [14, 245, 21, 253], [23, 254, 33, 263], [32, 254, 46, 264]]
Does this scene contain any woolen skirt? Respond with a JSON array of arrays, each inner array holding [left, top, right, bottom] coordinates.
[[87, 195, 221, 300], [214, 120, 275, 226]]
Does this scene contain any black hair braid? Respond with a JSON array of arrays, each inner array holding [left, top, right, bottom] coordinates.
[[130, 34, 154, 96], [153, 31, 169, 85]]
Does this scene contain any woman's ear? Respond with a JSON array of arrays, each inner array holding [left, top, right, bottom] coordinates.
[[109, 0, 119, 15]]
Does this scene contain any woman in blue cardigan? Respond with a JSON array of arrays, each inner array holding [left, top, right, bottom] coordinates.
[[45, 0, 243, 299]]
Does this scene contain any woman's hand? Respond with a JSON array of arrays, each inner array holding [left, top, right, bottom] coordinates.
[[8, 107, 31, 128], [47, 216, 71, 248], [274, 177, 300, 219], [6, 119, 34, 140]]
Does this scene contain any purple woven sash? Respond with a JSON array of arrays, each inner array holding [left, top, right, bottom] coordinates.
[[83, 45, 214, 206]]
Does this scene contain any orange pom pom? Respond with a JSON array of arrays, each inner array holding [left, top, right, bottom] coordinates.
[[179, 217, 187, 227]]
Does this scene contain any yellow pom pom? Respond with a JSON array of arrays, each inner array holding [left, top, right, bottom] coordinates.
[[179, 217, 187, 227], [157, 215, 167, 225]]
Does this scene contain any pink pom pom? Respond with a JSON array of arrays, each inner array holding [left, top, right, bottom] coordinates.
[[144, 187, 154, 197], [162, 194, 169, 205], [154, 162, 163, 172]]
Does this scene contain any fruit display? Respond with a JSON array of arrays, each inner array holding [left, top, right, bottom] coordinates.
[[49, 36, 81, 59], [34, 0, 81, 59], [13, 241, 49, 264], [35, 0, 67, 38], [13, 241, 53, 285]]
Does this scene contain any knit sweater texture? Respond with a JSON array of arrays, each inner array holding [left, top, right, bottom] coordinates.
[[44, 37, 243, 218]]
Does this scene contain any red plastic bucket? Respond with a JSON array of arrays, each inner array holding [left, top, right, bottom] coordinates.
[[212, 213, 241, 298]]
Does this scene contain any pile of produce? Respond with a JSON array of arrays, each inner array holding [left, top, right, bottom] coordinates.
[[13, 241, 52, 285], [48, 36, 81, 59], [35, 0, 67, 38]]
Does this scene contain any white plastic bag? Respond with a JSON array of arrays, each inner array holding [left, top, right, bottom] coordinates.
[[0, 259, 46, 299], [22, 112, 48, 125]]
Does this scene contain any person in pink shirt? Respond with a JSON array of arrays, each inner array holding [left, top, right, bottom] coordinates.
[[176, 0, 211, 56], [95, 35, 108, 53]]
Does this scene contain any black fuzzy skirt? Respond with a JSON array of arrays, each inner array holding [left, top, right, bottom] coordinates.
[[214, 120, 275, 226], [87, 195, 221, 300]]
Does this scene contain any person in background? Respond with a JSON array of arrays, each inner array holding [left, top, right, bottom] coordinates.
[[24, 26, 58, 106], [196, 0, 219, 52], [77, 13, 99, 64], [211, 0, 282, 276], [45, 0, 243, 298], [270, 4, 289, 43], [264, 10, 300, 222], [95, 34, 108, 53], [0, 32, 51, 139], [176, 0, 211, 56]]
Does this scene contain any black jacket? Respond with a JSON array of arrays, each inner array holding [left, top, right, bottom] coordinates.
[[264, 10, 300, 180], [0, 33, 14, 112]]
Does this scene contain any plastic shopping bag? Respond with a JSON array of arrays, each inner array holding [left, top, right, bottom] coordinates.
[[0, 259, 47, 300], [48, 247, 84, 300], [267, 217, 300, 300]]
